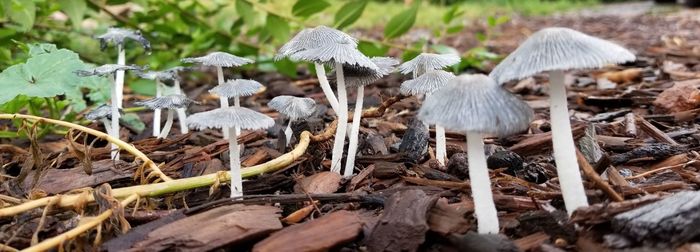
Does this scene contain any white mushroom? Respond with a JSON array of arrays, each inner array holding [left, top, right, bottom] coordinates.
[[135, 94, 196, 139], [419, 74, 533, 234], [489, 27, 635, 215], [208, 79, 264, 135], [187, 107, 275, 197], [85, 104, 118, 135], [136, 69, 179, 137], [268, 96, 316, 146], [398, 53, 460, 77]]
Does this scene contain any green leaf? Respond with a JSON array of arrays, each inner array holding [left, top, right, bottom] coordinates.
[[292, 0, 329, 18], [334, 0, 367, 30], [358, 41, 389, 57], [58, 0, 87, 29], [1, 0, 36, 31], [235, 0, 257, 26], [264, 14, 290, 42], [446, 24, 464, 34], [120, 113, 145, 133], [442, 5, 461, 24], [128, 79, 156, 96], [384, 3, 418, 39], [273, 58, 298, 77], [401, 50, 420, 62]]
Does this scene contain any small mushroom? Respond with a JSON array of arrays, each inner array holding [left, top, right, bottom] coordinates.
[[74, 64, 143, 77], [85, 104, 120, 135], [418, 74, 533, 234], [209, 79, 264, 134], [489, 27, 635, 215], [187, 107, 275, 197], [163, 66, 191, 134], [268, 95, 316, 146], [182, 52, 254, 139], [400, 70, 456, 165], [136, 69, 179, 137], [135, 95, 196, 139], [398, 53, 460, 78], [95, 27, 151, 52]]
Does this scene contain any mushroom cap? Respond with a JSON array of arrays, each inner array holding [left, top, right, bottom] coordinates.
[[418, 74, 533, 137], [134, 94, 196, 110], [489, 27, 636, 84], [85, 104, 115, 121], [342, 57, 399, 88], [209, 79, 264, 98], [268, 95, 316, 120], [136, 69, 177, 81], [74, 64, 143, 77], [95, 27, 151, 51], [181, 52, 254, 67], [276, 26, 358, 60], [187, 106, 275, 131], [398, 53, 461, 75], [289, 39, 378, 71], [400, 70, 456, 96]]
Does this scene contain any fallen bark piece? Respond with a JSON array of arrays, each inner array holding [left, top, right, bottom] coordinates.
[[428, 198, 470, 235], [399, 118, 429, 162], [653, 79, 700, 113], [131, 205, 282, 252], [446, 232, 519, 252], [514, 232, 551, 251], [612, 190, 700, 247], [365, 189, 438, 252], [24, 159, 133, 194], [253, 210, 363, 252], [571, 195, 661, 225], [294, 171, 342, 194], [103, 210, 187, 252]]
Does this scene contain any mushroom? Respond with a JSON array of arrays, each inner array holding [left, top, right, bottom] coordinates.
[[418, 74, 533, 234], [136, 69, 178, 137], [268, 95, 316, 146], [488, 27, 635, 215], [400, 70, 456, 165], [341, 57, 398, 177], [283, 27, 378, 174], [208, 79, 264, 134], [182, 52, 254, 139], [187, 107, 274, 197], [95, 28, 151, 158], [135, 94, 196, 139], [85, 104, 119, 135], [399, 53, 460, 165]]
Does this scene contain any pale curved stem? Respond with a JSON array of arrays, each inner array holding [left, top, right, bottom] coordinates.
[[285, 120, 293, 146], [158, 109, 174, 139], [173, 79, 189, 134], [217, 66, 230, 139], [153, 81, 162, 137], [109, 80, 120, 160], [344, 86, 364, 177], [330, 62, 348, 173], [100, 118, 112, 136], [111, 45, 126, 160], [436, 125, 447, 165], [314, 63, 340, 113], [549, 70, 589, 215], [234, 95, 241, 136], [466, 131, 499, 234], [229, 127, 243, 197]]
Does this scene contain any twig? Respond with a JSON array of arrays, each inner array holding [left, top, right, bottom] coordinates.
[[576, 149, 624, 202], [626, 160, 697, 180], [30, 197, 58, 246], [636, 115, 679, 145]]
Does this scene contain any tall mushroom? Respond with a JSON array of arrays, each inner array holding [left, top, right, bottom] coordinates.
[[182, 52, 254, 139], [136, 69, 178, 137], [342, 57, 398, 177], [187, 107, 274, 197], [400, 70, 456, 165], [134, 94, 196, 139], [419, 74, 533, 234], [95, 28, 151, 157], [398, 53, 460, 165], [208, 79, 264, 134], [268, 95, 316, 146], [163, 66, 191, 134], [488, 27, 635, 215]]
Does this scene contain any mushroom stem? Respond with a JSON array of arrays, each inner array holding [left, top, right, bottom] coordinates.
[[173, 79, 188, 134], [314, 63, 340, 113], [548, 70, 589, 214], [228, 127, 243, 197], [330, 62, 348, 173], [158, 109, 174, 139], [109, 77, 120, 160], [234, 95, 241, 135], [152, 81, 162, 137], [285, 120, 293, 146], [217, 66, 230, 139], [100, 118, 112, 136], [466, 131, 499, 234], [435, 125, 447, 165], [344, 86, 364, 177]]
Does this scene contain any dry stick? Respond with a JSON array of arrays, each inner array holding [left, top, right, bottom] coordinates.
[[636, 115, 679, 145], [575, 149, 624, 202], [31, 197, 57, 246], [626, 160, 698, 180], [0, 114, 172, 182]]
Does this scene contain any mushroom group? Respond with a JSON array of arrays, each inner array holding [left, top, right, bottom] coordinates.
[[135, 94, 196, 139]]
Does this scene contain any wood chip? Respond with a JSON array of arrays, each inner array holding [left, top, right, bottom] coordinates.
[[294, 171, 342, 194]]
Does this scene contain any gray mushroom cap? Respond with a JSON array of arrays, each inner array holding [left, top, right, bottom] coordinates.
[[181, 52, 254, 67], [95, 27, 151, 52], [489, 27, 636, 84], [136, 69, 177, 82], [418, 74, 533, 137], [289, 39, 378, 71], [134, 94, 196, 110], [400, 70, 456, 96], [276, 25, 358, 60], [341, 57, 399, 88], [398, 53, 461, 75], [209, 79, 264, 98], [268, 95, 316, 120], [85, 104, 117, 121], [74, 64, 144, 77], [187, 107, 275, 131]]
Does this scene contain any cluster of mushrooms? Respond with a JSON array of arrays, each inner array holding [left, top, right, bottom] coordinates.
[[79, 25, 635, 234]]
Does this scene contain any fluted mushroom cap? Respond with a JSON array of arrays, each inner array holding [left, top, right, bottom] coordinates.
[[85, 104, 117, 121], [136, 70, 177, 82], [181, 52, 254, 67], [418, 74, 533, 137], [134, 94, 196, 110], [342, 57, 399, 88], [268, 95, 316, 120], [276, 26, 358, 60], [398, 53, 460, 75], [187, 107, 275, 131], [95, 27, 151, 51], [489, 27, 636, 84], [289, 39, 378, 71], [74, 64, 143, 77], [209, 79, 264, 98], [400, 70, 456, 95]]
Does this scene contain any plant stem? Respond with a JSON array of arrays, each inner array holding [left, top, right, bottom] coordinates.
[[158, 109, 174, 139], [112, 44, 126, 160], [344, 86, 364, 177], [122, 106, 147, 113], [217, 66, 230, 139], [314, 63, 340, 113], [153, 81, 162, 137], [435, 125, 447, 165], [330, 62, 348, 173], [229, 127, 242, 197], [285, 120, 293, 146], [548, 70, 589, 215], [466, 131, 499, 234], [234, 95, 241, 136], [173, 79, 189, 134], [100, 118, 112, 136]]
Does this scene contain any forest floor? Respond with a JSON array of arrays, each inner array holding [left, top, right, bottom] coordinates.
[[1, 2, 700, 251]]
